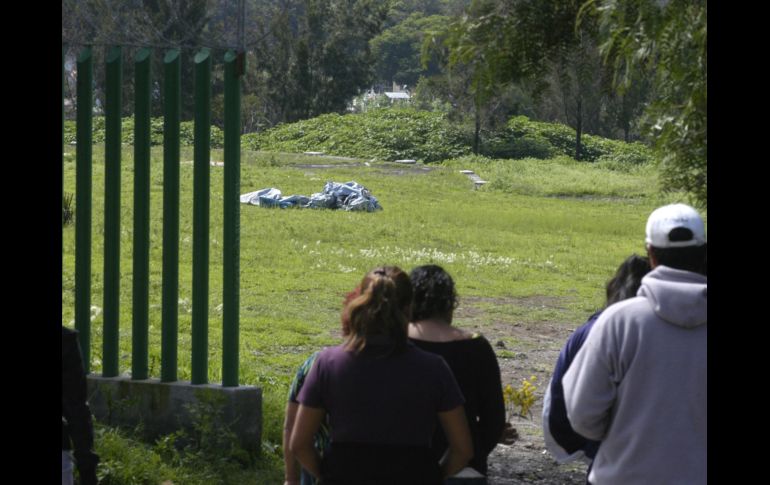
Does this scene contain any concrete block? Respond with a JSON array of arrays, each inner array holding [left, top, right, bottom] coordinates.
[[86, 375, 262, 454]]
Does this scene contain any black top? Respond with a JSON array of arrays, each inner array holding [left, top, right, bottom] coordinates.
[[409, 335, 506, 475], [62, 327, 99, 485], [321, 441, 442, 485]]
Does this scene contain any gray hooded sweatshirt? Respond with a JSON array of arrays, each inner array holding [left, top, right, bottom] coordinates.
[[563, 265, 706, 484]]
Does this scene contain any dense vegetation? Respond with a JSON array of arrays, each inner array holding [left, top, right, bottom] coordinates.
[[65, 109, 654, 169]]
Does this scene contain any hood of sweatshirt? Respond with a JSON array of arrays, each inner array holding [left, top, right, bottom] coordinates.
[[637, 265, 707, 329]]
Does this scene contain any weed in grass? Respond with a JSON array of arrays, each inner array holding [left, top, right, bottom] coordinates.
[[63, 191, 75, 226], [504, 376, 538, 420]]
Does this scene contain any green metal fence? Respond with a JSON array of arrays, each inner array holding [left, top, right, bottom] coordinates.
[[64, 46, 243, 387]]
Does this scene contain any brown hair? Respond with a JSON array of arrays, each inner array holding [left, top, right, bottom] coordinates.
[[343, 266, 412, 354]]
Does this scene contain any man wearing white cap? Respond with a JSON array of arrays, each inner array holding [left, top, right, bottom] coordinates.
[[562, 203, 707, 484]]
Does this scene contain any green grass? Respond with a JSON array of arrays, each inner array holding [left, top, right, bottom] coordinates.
[[63, 144, 699, 482]]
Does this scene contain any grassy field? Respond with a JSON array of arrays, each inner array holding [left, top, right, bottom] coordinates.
[[62, 145, 696, 483]]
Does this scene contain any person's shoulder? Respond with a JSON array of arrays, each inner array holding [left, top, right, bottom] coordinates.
[[406, 342, 448, 364], [303, 349, 322, 364], [592, 297, 650, 333], [316, 344, 352, 363], [62, 326, 78, 348], [466, 333, 497, 352], [603, 297, 648, 318]]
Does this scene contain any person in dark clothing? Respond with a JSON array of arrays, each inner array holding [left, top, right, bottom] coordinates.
[[62, 326, 99, 485], [408, 265, 506, 484], [542, 254, 651, 481]]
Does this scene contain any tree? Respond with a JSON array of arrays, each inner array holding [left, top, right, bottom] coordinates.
[[582, 0, 707, 206], [431, 0, 609, 158], [248, 0, 389, 125], [370, 13, 448, 89]]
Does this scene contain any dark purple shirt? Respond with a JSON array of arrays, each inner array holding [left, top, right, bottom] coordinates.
[[297, 341, 465, 446]]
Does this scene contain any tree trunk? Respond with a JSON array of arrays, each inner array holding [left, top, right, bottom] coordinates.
[[473, 100, 481, 154], [575, 96, 583, 160]]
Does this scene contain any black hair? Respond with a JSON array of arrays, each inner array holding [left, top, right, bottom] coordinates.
[[409, 265, 458, 322], [605, 254, 652, 307], [648, 243, 707, 277]]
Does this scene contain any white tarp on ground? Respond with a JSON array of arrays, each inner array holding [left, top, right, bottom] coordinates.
[[240, 181, 382, 212]]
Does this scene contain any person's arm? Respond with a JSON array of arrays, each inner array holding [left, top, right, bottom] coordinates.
[[289, 404, 326, 480], [283, 401, 301, 485], [475, 339, 507, 455], [562, 316, 617, 441], [438, 405, 473, 478], [544, 325, 592, 456], [62, 329, 99, 485]]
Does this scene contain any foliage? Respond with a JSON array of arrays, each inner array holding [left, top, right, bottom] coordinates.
[[93, 392, 282, 485], [500, 116, 654, 164], [582, 0, 707, 207], [426, 0, 656, 159], [63, 116, 224, 148], [247, 0, 390, 125], [503, 376, 538, 419], [95, 425, 207, 485], [242, 107, 471, 163], [63, 192, 75, 226], [370, 13, 449, 88]]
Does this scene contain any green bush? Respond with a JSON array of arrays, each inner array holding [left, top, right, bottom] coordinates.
[[242, 108, 471, 163], [93, 393, 278, 485], [500, 116, 655, 165], [62, 110, 651, 167], [481, 131, 555, 160], [63, 117, 224, 149]]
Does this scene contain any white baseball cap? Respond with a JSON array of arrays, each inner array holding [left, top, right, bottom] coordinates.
[[645, 203, 706, 248]]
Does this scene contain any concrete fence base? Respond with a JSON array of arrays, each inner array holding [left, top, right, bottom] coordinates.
[[86, 375, 262, 455]]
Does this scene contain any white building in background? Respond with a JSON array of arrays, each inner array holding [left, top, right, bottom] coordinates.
[[384, 81, 411, 101], [384, 91, 410, 100]]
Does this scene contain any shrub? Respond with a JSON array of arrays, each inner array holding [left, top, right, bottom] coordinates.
[[481, 130, 555, 160], [63, 192, 75, 226], [63, 117, 224, 149], [242, 108, 471, 163], [500, 116, 655, 164]]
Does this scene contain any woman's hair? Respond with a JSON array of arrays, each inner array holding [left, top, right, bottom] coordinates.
[[340, 286, 361, 336], [409, 265, 458, 323], [605, 254, 652, 307], [343, 266, 413, 354]]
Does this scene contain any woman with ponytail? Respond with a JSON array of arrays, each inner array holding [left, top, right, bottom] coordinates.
[[290, 266, 473, 485]]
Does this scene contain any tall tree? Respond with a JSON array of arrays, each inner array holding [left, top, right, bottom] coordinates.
[[434, 0, 607, 159], [250, 0, 389, 124], [371, 13, 448, 89], [582, 0, 707, 206]]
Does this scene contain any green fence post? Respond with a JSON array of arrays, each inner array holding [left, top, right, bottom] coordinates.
[[75, 46, 93, 372], [103, 46, 122, 377], [222, 50, 242, 387], [161, 49, 181, 383], [192, 48, 211, 385], [132, 48, 152, 380]]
